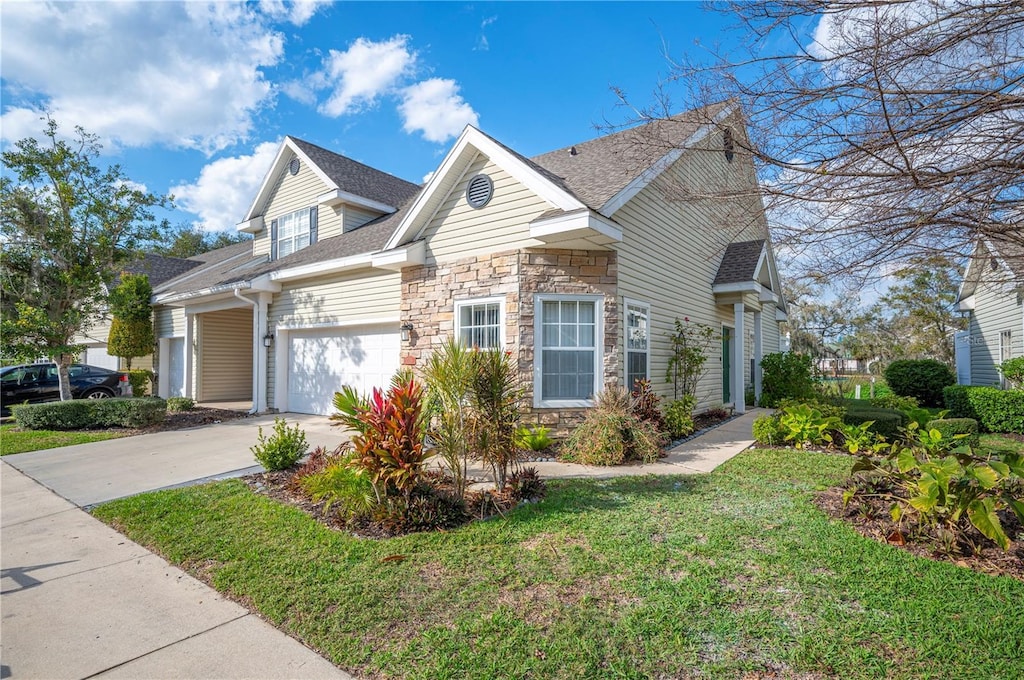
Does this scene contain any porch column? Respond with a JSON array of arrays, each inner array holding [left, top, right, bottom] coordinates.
[[184, 313, 195, 399], [753, 310, 763, 404], [733, 302, 745, 414]]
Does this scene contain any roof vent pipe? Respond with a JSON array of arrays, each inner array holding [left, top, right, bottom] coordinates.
[[569, 146, 578, 156]]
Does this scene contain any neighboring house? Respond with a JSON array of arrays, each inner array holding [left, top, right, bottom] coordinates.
[[73, 254, 203, 371], [956, 237, 1024, 387], [150, 101, 787, 426]]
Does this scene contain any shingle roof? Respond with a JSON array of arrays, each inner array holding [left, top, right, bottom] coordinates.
[[988, 235, 1024, 282], [531, 101, 732, 210], [120, 253, 203, 286], [290, 137, 421, 209], [713, 239, 765, 285]]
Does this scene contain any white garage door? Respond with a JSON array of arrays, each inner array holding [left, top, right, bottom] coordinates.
[[84, 345, 120, 371], [288, 325, 400, 415]]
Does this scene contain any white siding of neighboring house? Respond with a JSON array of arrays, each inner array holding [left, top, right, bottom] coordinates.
[[266, 268, 402, 406], [614, 118, 777, 409], [968, 276, 1023, 386], [155, 306, 186, 338], [419, 153, 550, 265], [252, 153, 345, 258]]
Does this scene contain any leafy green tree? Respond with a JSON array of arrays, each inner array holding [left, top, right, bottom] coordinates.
[[152, 222, 249, 258], [107, 272, 154, 369], [0, 119, 168, 400]]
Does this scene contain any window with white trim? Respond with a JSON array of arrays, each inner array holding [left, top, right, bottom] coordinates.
[[625, 301, 650, 389], [273, 207, 315, 259], [535, 295, 602, 406], [455, 298, 503, 349]]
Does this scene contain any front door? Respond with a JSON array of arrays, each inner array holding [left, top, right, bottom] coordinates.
[[722, 326, 732, 404]]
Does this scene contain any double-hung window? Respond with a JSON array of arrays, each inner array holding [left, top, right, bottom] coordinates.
[[455, 298, 504, 349], [625, 300, 651, 389], [535, 294, 602, 407], [271, 207, 317, 259]]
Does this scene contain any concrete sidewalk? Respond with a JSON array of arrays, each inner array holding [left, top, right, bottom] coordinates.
[[0, 462, 351, 680], [3, 412, 345, 507]]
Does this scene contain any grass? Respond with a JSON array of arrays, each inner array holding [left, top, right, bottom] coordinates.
[[0, 423, 125, 455], [92, 449, 1024, 679], [981, 432, 1024, 455]]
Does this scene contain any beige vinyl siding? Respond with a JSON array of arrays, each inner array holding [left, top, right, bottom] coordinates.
[[155, 306, 186, 338], [74, 314, 112, 345], [762, 311, 782, 354], [615, 119, 772, 409], [253, 153, 340, 257], [198, 308, 253, 401], [266, 268, 402, 406], [421, 153, 550, 264], [345, 206, 383, 232], [969, 278, 1023, 386]]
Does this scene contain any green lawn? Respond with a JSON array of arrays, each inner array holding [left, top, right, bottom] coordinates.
[[93, 449, 1024, 680], [0, 423, 125, 455]]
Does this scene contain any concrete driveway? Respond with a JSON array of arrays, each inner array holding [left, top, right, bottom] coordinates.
[[3, 412, 345, 507]]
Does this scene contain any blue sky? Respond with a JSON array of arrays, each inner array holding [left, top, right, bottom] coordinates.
[[1, 1, 742, 233]]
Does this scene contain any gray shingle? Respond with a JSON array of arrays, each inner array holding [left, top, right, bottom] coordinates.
[[121, 253, 202, 286], [531, 101, 732, 210], [290, 137, 420, 209], [713, 239, 765, 285]]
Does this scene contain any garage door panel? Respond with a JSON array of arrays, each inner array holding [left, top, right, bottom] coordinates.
[[288, 325, 399, 415]]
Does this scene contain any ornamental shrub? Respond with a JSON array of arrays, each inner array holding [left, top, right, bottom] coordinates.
[[760, 352, 817, 407], [883, 359, 954, 407], [251, 417, 308, 471], [12, 397, 166, 429], [166, 396, 195, 412], [664, 396, 696, 439], [925, 418, 980, 448], [126, 369, 154, 397], [869, 394, 919, 411], [752, 414, 785, 446], [943, 385, 1024, 434], [841, 407, 907, 441], [563, 387, 665, 465], [998, 356, 1024, 389]]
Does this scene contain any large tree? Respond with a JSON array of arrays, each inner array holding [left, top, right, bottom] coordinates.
[[620, 0, 1023, 282], [107, 272, 155, 371], [1, 120, 168, 400], [152, 222, 250, 259]]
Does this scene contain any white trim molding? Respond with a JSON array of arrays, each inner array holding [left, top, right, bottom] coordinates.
[[529, 209, 623, 247], [533, 293, 604, 409], [317, 188, 395, 214], [454, 296, 507, 349], [623, 298, 651, 388]]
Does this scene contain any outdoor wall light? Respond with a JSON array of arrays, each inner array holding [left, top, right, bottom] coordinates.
[[263, 332, 274, 348], [400, 322, 414, 342]]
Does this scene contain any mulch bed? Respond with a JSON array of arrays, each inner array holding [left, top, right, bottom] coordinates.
[[814, 483, 1024, 581], [130, 406, 249, 434]]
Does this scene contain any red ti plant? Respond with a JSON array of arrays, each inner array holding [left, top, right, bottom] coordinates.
[[346, 374, 432, 501]]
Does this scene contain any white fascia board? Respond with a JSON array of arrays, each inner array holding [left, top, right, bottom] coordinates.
[[317, 189, 395, 214], [958, 294, 976, 311], [712, 281, 760, 295], [371, 241, 425, 270], [242, 136, 339, 222], [153, 281, 252, 306], [271, 253, 374, 283], [529, 210, 623, 243], [956, 244, 979, 302], [758, 286, 779, 304], [383, 125, 586, 252], [599, 104, 736, 217], [776, 308, 789, 322], [236, 215, 264, 234]]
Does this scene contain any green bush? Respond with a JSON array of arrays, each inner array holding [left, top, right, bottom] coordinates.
[[781, 397, 846, 420], [841, 408, 907, 441], [12, 397, 166, 430], [760, 352, 818, 407], [777, 403, 841, 449], [251, 417, 308, 471], [752, 414, 785, 446], [943, 385, 1024, 434], [925, 418, 980, 448], [514, 424, 554, 451], [300, 454, 377, 519], [166, 396, 195, 412], [664, 396, 696, 438], [563, 387, 665, 465], [999, 356, 1024, 389], [883, 359, 954, 407], [869, 394, 919, 411], [126, 369, 154, 397]]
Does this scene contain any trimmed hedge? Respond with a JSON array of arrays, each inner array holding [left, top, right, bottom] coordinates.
[[12, 397, 167, 430], [926, 418, 980, 448], [943, 385, 1024, 434], [883, 359, 955, 407], [841, 407, 907, 441]]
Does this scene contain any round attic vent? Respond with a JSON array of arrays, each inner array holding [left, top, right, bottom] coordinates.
[[289, 158, 300, 175], [466, 174, 494, 209]]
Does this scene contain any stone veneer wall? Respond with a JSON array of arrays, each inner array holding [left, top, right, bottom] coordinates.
[[400, 248, 619, 434]]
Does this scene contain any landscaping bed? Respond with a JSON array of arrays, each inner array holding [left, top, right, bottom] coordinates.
[[94, 449, 1024, 680]]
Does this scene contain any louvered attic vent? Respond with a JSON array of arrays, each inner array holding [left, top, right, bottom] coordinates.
[[466, 174, 494, 209]]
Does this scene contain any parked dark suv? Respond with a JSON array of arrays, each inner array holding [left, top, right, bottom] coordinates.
[[0, 363, 130, 415]]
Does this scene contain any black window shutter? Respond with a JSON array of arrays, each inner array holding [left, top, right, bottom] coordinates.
[[309, 207, 318, 245], [270, 219, 278, 260]]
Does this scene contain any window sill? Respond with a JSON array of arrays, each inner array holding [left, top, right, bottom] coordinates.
[[534, 399, 595, 409]]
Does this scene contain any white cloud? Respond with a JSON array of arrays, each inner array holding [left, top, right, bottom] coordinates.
[[422, 170, 436, 184], [0, 1, 326, 153], [399, 79, 479, 143], [171, 140, 281, 232], [318, 36, 416, 117], [475, 15, 498, 51], [258, 0, 329, 26]]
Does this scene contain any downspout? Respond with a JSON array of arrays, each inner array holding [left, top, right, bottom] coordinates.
[[233, 288, 263, 415]]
